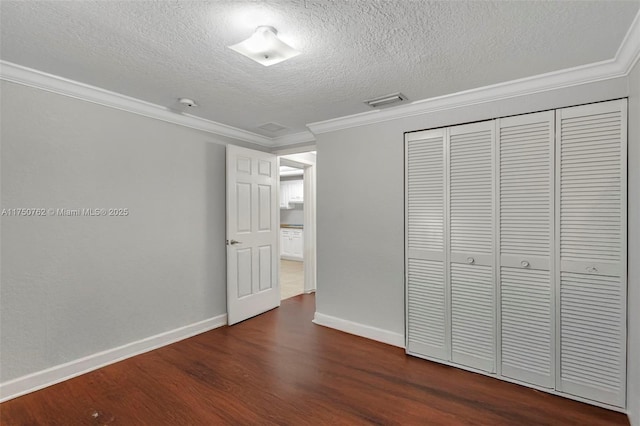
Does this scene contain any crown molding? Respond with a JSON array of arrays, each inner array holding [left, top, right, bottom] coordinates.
[[616, 9, 640, 74], [0, 61, 276, 147], [271, 130, 316, 147], [307, 11, 640, 135]]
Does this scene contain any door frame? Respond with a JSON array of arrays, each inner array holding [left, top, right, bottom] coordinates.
[[278, 154, 317, 293]]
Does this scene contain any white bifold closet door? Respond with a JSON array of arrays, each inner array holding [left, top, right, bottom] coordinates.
[[405, 129, 448, 360], [556, 100, 627, 407], [448, 121, 495, 373], [497, 111, 555, 388]]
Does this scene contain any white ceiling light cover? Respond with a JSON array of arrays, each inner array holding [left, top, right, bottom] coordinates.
[[228, 26, 300, 66]]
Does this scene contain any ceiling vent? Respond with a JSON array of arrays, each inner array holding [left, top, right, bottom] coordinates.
[[364, 92, 408, 109], [258, 122, 288, 133]]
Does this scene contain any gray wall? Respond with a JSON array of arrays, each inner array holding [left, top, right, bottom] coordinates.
[[627, 60, 640, 426], [316, 76, 630, 338], [280, 205, 304, 226], [0, 81, 239, 382]]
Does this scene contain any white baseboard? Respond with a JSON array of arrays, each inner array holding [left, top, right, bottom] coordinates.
[[313, 312, 405, 348], [0, 313, 227, 403]]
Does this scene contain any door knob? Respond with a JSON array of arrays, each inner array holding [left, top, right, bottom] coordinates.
[[227, 239, 242, 245], [586, 266, 598, 273], [466, 257, 475, 264], [521, 260, 530, 268]]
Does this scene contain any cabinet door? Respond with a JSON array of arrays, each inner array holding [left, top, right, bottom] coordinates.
[[405, 129, 448, 360], [290, 180, 303, 202], [280, 229, 288, 256], [280, 229, 290, 256], [291, 229, 303, 258], [557, 100, 627, 407], [280, 181, 290, 208], [448, 121, 495, 373], [497, 111, 554, 388]]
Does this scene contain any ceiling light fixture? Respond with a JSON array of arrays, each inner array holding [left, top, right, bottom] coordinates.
[[228, 26, 300, 66]]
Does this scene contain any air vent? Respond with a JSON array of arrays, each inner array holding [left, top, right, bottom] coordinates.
[[364, 92, 408, 108], [258, 122, 288, 132]]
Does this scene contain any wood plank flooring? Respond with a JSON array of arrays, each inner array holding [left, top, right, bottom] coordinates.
[[0, 295, 629, 425]]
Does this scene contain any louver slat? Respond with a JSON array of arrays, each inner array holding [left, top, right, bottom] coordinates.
[[557, 100, 626, 408], [499, 113, 552, 257], [560, 109, 621, 263], [406, 130, 447, 360], [451, 263, 494, 372], [560, 272, 624, 405], [450, 125, 493, 255], [449, 121, 495, 373], [498, 112, 553, 388], [407, 135, 444, 254], [407, 259, 446, 358], [501, 267, 553, 387]]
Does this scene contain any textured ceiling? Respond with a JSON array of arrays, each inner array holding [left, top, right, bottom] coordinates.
[[1, 1, 638, 137]]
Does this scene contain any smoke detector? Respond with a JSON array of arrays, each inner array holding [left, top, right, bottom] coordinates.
[[364, 92, 408, 109], [178, 98, 198, 107]]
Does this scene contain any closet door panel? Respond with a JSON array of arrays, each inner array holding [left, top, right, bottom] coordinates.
[[557, 99, 626, 407], [500, 267, 553, 387], [560, 272, 624, 406], [497, 111, 554, 388], [449, 123, 493, 257], [559, 106, 623, 264], [405, 130, 448, 359], [448, 121, 495, 372], [407, 259, 447, 358], [450, 263, 494, 372]]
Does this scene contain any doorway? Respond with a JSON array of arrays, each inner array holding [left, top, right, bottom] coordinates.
[[278, 151, 317, 300]]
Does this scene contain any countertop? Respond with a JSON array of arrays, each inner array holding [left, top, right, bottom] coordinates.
[[281, 224, 303, 229]]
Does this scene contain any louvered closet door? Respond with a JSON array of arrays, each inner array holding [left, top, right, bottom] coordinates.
[[448, 121, 495, 372], [497, 111, 554, 388], [405, 129, 448, 360], [557, 99, 627, 407]]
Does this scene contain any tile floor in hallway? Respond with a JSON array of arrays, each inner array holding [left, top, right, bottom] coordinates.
[[280, 259, 304, 300]]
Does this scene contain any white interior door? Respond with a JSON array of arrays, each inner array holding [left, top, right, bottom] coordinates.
[[405, 128, 448, 360], [448, 120, 496, 373], [556, 99, 627, 407], [497, 111, 554, 388], [227, 145, 280, 325]]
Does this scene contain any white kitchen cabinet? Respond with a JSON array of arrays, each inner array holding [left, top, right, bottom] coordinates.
[[279, 181, 291, 208], [280, 228, 303, 261], [289, 179, 303, 203], [280, 179, 303, 208], [405, 99, 627, 410]]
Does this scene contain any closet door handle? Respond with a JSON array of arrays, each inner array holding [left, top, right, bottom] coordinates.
[[521, 260, 530, 268], [466, 257, 475, 264], [586, 266, 598, 273]]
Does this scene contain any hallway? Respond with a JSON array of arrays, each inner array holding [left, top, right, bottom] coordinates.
[[280, 259, 304, 300]]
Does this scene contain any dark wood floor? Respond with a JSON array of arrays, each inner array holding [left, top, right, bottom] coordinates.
[[1, 295, 629, 425]]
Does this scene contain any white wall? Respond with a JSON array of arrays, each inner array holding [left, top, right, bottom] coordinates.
[[627, 59, 640, 426], [0, 81, 250, 384], [316, 76, 630, 339]]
